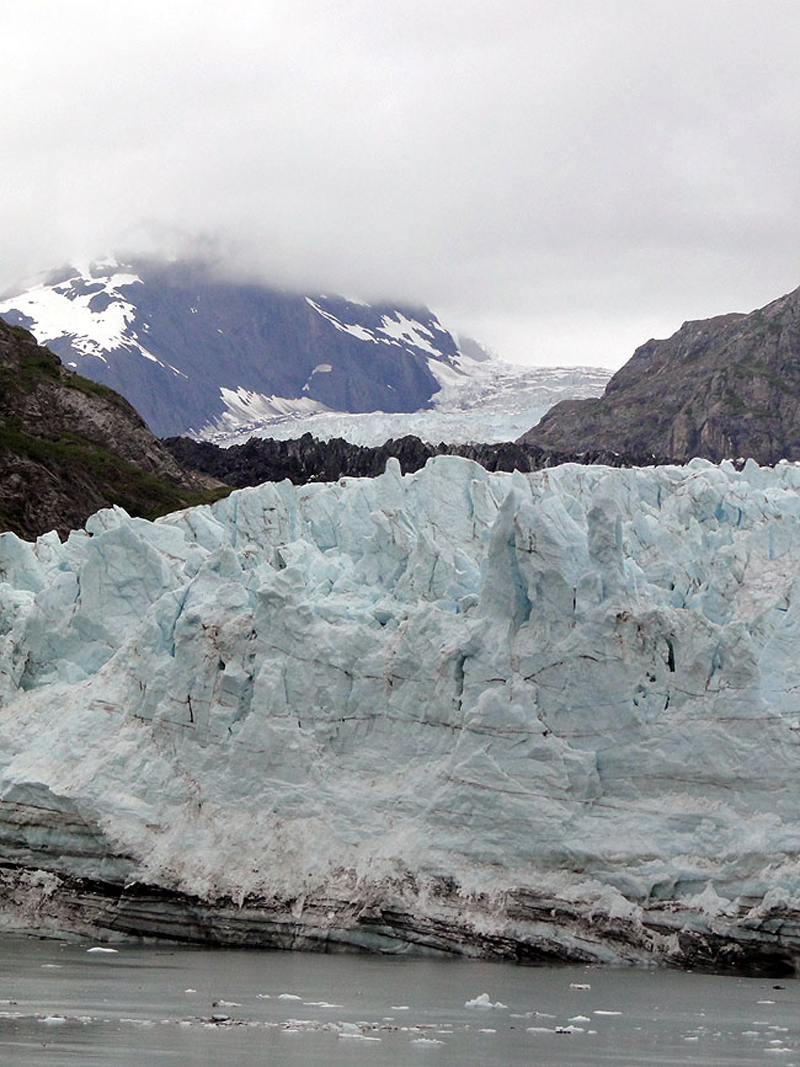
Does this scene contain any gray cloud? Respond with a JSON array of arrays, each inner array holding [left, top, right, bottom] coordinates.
[[4, 0, 800, 366]]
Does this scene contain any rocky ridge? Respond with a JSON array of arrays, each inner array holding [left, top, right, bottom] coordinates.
[[164, 433, 665, 488], [520, 284, 800, 463]]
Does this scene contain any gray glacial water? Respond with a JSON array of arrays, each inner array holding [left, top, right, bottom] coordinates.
[[0, 935, 797, 1066]]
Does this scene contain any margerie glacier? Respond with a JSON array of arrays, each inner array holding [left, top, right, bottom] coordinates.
[[2, 455, 800, 975]]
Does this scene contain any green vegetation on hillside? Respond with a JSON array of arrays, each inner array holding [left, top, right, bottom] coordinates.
[[0, 419, 231, 532], [8, 347, 131, 411], [0, 320, 231, 538]]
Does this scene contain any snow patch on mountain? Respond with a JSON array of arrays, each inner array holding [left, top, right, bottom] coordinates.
[[377, 312, 442, 355], [305, 298, 382, 343], [216, 388, 331, 428], [0, 262, 185, 376], [303, 300, 451, 358], [2, 456, 800, 964], [0, 265, 145, 363]]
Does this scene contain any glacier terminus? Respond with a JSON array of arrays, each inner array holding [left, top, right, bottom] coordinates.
[[2, 455, 800, 975]]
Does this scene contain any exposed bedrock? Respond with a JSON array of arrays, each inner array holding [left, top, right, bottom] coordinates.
[[163, 431, 664, 488], [3, 455, 800, 973]]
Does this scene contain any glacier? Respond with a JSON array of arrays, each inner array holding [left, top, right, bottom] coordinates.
[[197, 359, 612, 447], [2, 455, 800, 973]]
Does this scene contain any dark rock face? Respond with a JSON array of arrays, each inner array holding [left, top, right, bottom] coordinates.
[[1, 862, 795, 976], [1, 259, 459, 436], [164, 433, 665, 489], [0, 321, 224, 540], [519, 285, 800, 463]]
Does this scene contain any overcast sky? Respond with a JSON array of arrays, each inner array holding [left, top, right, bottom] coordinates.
[[4, 1, 800, 367]]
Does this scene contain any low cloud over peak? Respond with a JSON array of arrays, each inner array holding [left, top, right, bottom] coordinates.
[[4, 1, 800, 366]]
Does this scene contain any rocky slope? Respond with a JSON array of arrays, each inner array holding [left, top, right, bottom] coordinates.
[[520, 285, 800, 463], [3, 455, 800, 975], [0, 320, 225, 539]]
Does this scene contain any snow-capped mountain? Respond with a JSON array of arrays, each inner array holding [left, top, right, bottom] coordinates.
[[0, 258, 460, 437], [0, 258, 611, 441], [2, 455, 800, 971]]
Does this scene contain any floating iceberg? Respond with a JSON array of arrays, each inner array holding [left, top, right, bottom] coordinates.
[[2, 455, 800, 973], [465, 993, 507, 1009]]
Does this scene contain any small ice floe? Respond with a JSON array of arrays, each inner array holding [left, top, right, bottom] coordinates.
[[336, 1021, 382, 1041], [41, 964, 62, 969], [594, 1010, 622, 1016], [41, 1016, 67, 1025], [391, 1005, 410, 1010], [213, 1000, 240, 1008], [569, 1015, 591, 1022], [465, 993, 507, 1010], [555, 1024, 584, 1033], [683, 1036, 699, 1042], [256, 993, 270, 999], [742, 1031, 761, 1036], [304, 1001, 341, 1008], [87, 947, 119, 954], [183, 988, 197, 994], [758, 1000, 777, 1005], [411, 1037, 444, 1045], [478, 1027, 497, 1033], [526, 1026, 554, 1033], [570, 982, 591, 990], [278, 993, 302, 1000]]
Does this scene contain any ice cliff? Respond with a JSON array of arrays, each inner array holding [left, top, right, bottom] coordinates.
[[2, 455, 800, 974]]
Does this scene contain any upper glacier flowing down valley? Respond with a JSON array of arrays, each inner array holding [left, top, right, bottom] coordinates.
[[2, 455, 800, 975]]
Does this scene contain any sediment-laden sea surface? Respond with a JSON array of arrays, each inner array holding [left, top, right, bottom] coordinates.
[[0, 936, 797, 1065]]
